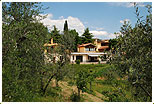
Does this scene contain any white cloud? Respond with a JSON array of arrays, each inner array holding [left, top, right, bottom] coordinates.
[[96, 27, 104, 31], [128, 2, 145, 7], [59, 16, 64, 19], [109, 2, 145, 8], [90, 30, 116, 39], [39, 13, 85, 35], [120, 19, 130, 24], [39, 13, 115, 39], [90, 26, 104, 31]]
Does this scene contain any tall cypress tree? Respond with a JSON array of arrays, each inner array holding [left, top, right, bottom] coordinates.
[[64, 20, 68, 33]]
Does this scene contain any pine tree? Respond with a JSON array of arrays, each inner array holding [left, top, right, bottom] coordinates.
[[51, 25, 61, 43], [82, 28, 94, 44]]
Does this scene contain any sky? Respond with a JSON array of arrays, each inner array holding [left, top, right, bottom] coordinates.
[[40, 2, 152, 39]]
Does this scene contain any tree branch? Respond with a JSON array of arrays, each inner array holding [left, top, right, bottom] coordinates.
[[43, 73, 56, 95], [139, 84, 152, 99]]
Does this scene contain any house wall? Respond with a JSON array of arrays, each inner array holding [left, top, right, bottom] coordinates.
[[70, 54, 89, 63], [83, 55, 88, 62], [79, 47, 85, 52], [96, 42, 101, 51], [93, 39, 102, 52], [78, 47, 96, 53], [70, 55, 76, 63]]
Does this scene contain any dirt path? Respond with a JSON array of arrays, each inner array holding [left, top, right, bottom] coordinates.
[[57, 80, 104, 102]]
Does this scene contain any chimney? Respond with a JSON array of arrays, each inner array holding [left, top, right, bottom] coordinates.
[[51, 38, 53, 44]]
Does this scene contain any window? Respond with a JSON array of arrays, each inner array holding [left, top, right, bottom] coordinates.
[[85, 48, 89, 51], [90, 48, 95, 51], [101, 43, 105, 46], [85, 48, 95, 51]]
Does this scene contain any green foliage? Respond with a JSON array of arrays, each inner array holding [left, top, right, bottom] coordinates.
[[70, 92, 80, 102], [70, 64, 134, 102], [102, 88, 128, 102], [86, 69, 97, 91], [109, 38, 118, 50], [76, 70, 88, 93], [75, 59, 80, 64], [33, 86, 63, 102], [51, 25, 61, 43], [2, 2, 50, 101], [64, 20, 68, 33], [41, 21, 77, 94], [59, 28, 76, 54], [81, 28, 94, 44], [112, 5, 152, 101], [69, 29, 82, 52]]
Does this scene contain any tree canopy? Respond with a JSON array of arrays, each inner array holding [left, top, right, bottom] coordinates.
[[2, 2, 50, 101], [81, 28, 94, 44], [112, 5, 152, 101], [51, 25, 61, 43]]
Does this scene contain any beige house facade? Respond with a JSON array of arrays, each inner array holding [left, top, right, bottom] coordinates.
[[44, 38, 110, 64], [70, 38, 109, 63]]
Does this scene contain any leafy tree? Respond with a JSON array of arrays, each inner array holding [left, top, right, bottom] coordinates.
[[60, 22, 76, 54], [109, 38, 118, 50], [87, 69, 96, 92], [2, 2, 50, 101], [69, 29, 82, 52], [75, 70, 88, 100], [81, 28, 94, 44], [41, 21, 76, 92], [112, 4, 152, 101], [51, 25, 61, 43]]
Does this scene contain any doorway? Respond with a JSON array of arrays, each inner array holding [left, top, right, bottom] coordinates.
[[76, 56, 83, 62]]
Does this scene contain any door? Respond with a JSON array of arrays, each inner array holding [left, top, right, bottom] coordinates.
[[76, 56, 83, 62]]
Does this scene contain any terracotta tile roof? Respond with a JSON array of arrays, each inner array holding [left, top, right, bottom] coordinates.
[[98, 46, 109, 50], [78, 43, 96, 47]]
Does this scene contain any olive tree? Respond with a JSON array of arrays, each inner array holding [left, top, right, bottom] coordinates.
[[2, 2, 50, 101], [112, 4, 152, 101]]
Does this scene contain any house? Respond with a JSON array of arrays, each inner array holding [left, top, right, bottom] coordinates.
[[70, 38, 109, 63], [44, 38, 110, 64], [44, 38, 58, 53], [44, 38, 59, 63]]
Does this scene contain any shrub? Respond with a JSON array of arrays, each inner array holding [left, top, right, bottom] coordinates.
[[70, 92, 80, 102], [75, 59, 80, 64]]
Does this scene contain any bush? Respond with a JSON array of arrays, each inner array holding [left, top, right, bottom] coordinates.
[[68, 81, 75, 86], [75, 59, 80, 64], [70, 92, 80, 102]]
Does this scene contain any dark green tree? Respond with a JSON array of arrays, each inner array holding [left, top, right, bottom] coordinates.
[[109, 38, 118, 50], [51, 25, 61, 43], [59, 21, 76, 53], [76, 70, 88, 100], [69, 29, 82, 52], [81, 28, 94, 44], [87, 69, 96, 92], [2, 2, 50, 101], [64, 20, 68, 33]]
